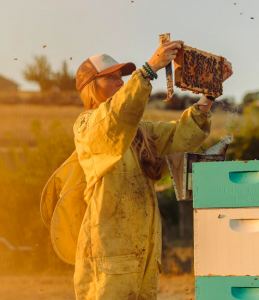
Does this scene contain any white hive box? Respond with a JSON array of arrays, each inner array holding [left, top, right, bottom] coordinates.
[[194, 207, 259, 276]]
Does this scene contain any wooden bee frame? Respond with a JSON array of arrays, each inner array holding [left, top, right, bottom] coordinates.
[[159, 33, 174, 101], [174, 45, 225, 98]]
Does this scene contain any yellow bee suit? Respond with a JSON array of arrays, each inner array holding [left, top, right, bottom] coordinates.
[[73, 69, 211, 300]]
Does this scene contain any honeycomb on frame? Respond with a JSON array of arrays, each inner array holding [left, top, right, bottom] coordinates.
[[174, 45, 225, 98]]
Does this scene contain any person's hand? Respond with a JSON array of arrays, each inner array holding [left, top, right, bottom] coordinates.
[[223, 60, 233, 82], [147, 40, 184, 73]]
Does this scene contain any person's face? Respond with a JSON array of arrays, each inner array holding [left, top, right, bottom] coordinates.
[[95, 69, 124, 103]]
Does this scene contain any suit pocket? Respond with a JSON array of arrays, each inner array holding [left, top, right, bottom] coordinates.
[[95, 255, 141, 299], [95, 254, 141, 275]]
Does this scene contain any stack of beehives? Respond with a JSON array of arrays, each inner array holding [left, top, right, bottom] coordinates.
[[193, 160, 259, 300]]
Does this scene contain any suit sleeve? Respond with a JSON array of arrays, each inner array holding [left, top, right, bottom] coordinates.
[[143, 103, 211, 179]]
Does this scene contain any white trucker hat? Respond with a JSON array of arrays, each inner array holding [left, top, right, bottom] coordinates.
[[76, 54, 136, 93]]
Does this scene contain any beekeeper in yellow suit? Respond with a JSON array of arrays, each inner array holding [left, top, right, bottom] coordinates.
[[73, 41, 233, 300]]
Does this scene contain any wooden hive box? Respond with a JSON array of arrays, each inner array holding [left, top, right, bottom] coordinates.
[[192, 160, 259, 209], [194, 207, 259, 276]]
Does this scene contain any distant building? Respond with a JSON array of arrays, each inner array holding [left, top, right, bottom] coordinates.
[[0, 74, 19, 91]]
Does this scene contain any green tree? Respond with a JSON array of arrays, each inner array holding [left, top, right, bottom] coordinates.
[[22, 55, 53, 91], [54, 61, 76, 91], [227, 101, 259, 160], [242, 91, 259, 107]]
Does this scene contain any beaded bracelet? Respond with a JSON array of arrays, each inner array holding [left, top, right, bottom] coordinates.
[[140, 68, 151, 79], [142, 65, 155, 80], [145, 62, 158, 79]]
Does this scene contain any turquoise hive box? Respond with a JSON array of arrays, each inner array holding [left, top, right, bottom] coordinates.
[[193, 160, 259, 208], [196, 277, 259, 300], [193, 160, 259, 300]]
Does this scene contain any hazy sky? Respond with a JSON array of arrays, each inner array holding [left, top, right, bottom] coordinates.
[[0, 0, 258, 103]]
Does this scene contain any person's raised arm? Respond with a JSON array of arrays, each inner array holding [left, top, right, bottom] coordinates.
[[143, 60, 233, 180], [74, 41, 186, 157]]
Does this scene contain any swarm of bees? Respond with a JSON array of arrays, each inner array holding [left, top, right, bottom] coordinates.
[[12, 2, 255, 64], [13, 45, 74, 62], [234, 3, 254, 19]]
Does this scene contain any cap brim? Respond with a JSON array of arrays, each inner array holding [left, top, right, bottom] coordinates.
[[96, 62, 136, 77]]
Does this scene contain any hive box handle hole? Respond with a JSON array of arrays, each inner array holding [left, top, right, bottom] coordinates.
[[229, 171, 259, 184], [230, 219, 259, 233], [231, 287, 259, 300]]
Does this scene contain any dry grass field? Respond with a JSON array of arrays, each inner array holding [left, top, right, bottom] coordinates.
[[0, 274, 195, 300], [0, 104, 241, 148]]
